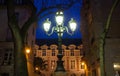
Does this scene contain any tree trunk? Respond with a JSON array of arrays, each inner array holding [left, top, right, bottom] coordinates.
[[99, 0, 119, 76], [7, 0, 28, 76], [14, 33, 28, 76]]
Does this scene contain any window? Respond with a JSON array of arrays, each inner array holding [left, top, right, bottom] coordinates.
[[81, 64, 85, 69], [62, 49, 65, 56], [51, 60, 55, 70], [70, 49, 74, 56], [3, 49, 13, 65], [52, 49, 55, 56], [42, 49, 46, 56], [71, 60, 75, 69]]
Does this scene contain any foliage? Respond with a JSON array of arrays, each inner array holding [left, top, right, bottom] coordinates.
[[34, 57, 48, 71]]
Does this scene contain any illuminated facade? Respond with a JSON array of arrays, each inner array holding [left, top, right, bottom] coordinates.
[[34, 44, 85, 76]]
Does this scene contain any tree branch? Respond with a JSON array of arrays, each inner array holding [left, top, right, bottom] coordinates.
[[36, 0, 80, 16], [21, 14, 37, 40], [7, 0, 21, 38], [21, 0, 80, 42], [104, 0, 119, 35]]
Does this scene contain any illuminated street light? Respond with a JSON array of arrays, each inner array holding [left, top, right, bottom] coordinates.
[[81, 62, 85, 66], [113, 63, 120, 70], [43, 11, 77, 72], [25, 47, 30, 54], [81, 62, 85, 69], [35, 67, 39, 71]]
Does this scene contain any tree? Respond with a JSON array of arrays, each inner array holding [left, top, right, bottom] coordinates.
[[33, 57, 47, 75], [6, 0, 81, 76], [99, 0, 119, 76]]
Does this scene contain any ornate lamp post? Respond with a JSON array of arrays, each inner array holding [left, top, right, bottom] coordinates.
[[43, 11, 77, 72]]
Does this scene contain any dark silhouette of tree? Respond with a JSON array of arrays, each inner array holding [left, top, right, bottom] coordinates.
[[6, 0, 81, 76], [33, 57, 47, 74], [99, 0, 119, 76]]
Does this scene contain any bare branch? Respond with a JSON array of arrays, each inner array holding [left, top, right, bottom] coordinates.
[[21, 14, 37, 39], [36, 0, 80, 16], [21, 0, 80, 40], [7, 0, 21, 37]]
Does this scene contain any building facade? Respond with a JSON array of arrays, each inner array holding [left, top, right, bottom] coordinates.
[[34, 44, 85, 76], [0, 0, 36, 76], [80, 0, 120, 76]]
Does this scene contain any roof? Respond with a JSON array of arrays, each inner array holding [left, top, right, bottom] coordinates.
[[36, 38, 82, 46]]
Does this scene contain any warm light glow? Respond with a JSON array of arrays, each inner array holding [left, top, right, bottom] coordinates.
[[114, 65, 117, 68], [43, 18, 51, 32], [26, 48, 30, 54], [69, 18, 77, 32], [55, 11, 64, 25], [81, 62, 85, 69], [25, 46, 30, 54], [51, 66, 54, 70], [81, 62, 85, 65], [35, 67, 39, 71], [113, 63, 120, 69]]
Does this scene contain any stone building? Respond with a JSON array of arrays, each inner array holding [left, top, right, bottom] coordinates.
[[80, 0, 120, 76], [34, 44, 84, 76], [0, 0, 120, 76], [0, 0, 36, 76]]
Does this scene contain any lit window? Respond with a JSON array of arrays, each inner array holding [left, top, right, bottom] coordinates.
[[71, 60, 75, 69], [52, 49, 55, 56]]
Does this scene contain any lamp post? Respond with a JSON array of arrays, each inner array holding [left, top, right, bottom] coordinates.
[[43, 11, 77, 73]]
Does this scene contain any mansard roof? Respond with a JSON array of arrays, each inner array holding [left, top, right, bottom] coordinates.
[[36, 38, 82, 46]]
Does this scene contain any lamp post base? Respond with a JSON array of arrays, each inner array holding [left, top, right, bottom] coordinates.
[[55, 60, 65, 72], [53, 72, 67, 76], [53, 54, 66, 76]]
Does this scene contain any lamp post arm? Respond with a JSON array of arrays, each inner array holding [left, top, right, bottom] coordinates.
[[46, 26, 55, 36], [65, 26, 74, 36]]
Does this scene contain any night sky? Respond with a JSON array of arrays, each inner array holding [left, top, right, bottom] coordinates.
[[34, 0, 82, 39]]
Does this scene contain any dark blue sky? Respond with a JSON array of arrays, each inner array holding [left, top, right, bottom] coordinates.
[[34, 0, 82, 39]]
